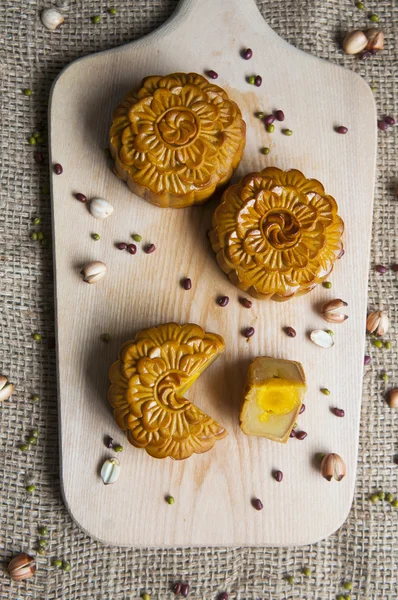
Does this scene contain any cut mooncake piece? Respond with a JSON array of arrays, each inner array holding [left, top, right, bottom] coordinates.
[[110, 72, 246, 208], [108, 323, 227, 460], [210, 167, 344, 301], [240, 357, 307, 443]]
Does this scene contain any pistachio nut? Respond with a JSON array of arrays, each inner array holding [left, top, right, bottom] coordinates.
[[321, 299, 348, 324], [0, 375, 14, 402], [40, 8, 64, 30], [89, 198, 114, 220], [342, 30, 368, 55], [101, 457, 120, 485], [366, 28, 384, 52], [80, 261, 107, 284], [310, 329, 334, 349], [7, 553, 36, 581], [366, 310, 389, 336], [320, 453, 346, 482]]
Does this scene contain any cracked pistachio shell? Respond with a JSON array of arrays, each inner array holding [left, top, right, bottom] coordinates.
[[310, 329, 334, 349], [366, 310, 389, 336], [89, 198, 114, 220], [80, 261, 107, 284], [101, 457, 120, 485], [0, 376, 14, 402], [40, 8, 64, 30]]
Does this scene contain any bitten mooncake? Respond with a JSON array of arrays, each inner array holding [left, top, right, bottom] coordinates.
[[108, 323, 228, 460], [210, 167, 344, 301], [240, 357, 307, 443], [110, 72, 246, 208]]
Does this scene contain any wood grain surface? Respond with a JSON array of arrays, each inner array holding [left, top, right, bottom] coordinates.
[[49, 0, 377, 546]]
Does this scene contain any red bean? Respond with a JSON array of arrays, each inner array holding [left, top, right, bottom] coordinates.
[[378, 120, 388, 131], [274, 109, 285, 121], [182, 278, 192, 290], [364, 355, 371, 365], [252, 498, 263, 510], [217, 296, 229, 307], [284, 326, 296, 337], [335, 126, 348, 134], [75, 193, 87, 203], [207, 70, 218, 79], [273, 470, 283, 482], [242, 48, 253, 60], [385, 116, 396, 126], [173, 582, 182, 595], [242, 327, 255, 338], [240, 297, 252, 308], [145, 243, 156, 254], [116, 242, 127, 250], [254, 75, 262, 87], [332, 407, 345, 417], [375, 264, 387, 274], [263, 114, 275, 125], [299, 404, 305, 414], [296, 431, 307, 440], [127, 243, 137, 255], [54, 163, 63, 174], [181, 583, 190, 597]]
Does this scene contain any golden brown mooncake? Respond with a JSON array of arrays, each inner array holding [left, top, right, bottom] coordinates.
[[108, 323, 227, 460], [110, 73, 246, 208], [210, 167, 344, 301]]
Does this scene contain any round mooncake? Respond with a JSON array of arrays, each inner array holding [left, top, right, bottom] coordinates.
[[210, 167, 344, 301], [110, 72, 246, 208], [108, 323, 228, 460]]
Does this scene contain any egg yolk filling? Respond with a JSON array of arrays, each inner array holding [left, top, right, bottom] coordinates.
[[256, 378, 300, 422]]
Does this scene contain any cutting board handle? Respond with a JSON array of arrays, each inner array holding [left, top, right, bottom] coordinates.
[[172, 0, 269, 33]]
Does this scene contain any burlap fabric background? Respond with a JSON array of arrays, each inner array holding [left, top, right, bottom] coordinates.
[[0, 0, 397, 598]]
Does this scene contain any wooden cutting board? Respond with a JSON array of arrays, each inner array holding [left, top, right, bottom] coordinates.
[[49, 0, 377, 547]]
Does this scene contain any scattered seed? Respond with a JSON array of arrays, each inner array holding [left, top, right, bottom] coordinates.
[[377, 491, 385, 500], [343, 582, 353, 591], [37, 548, 46, 556], [284, 326, 296, 337], [116, 242, 127, 250], [106, 436, 114, 449], [92, 15, 101, 23], [299, 404, 305, 414], [29, 136, 37, 146], [385, 341, 391, 349], [289, 429, 296, 438], [54, 559, 62, 568], [182, 278, 192, 290], [113, 444, 123, 453], [370, 494, 379, 503], [54, 163, 63, 175], [243, 326, 255, 338], [26, 485, 36, 493], [296, 431, 307, 440], [282, 129, 293, 136], [302, 567, 311, 576], [286, 575, 295, 584], [242, 48, 253, 60], [75, 193, 87, 203], [273, 470, 283, 482], [369, 13, 379, 22], [293, 422, 298, 429], [385, 493, 393, 502], [32, 333, 41, 342], [101, 333, 111, 343], [256, 112, 265, 119], [31, 233, 38, 241], [142, 594, 150, 600], [108, 7, 117, 15], [207, 70, 218, 79], [392, 499, 398, 508], [28, 436, 37, 444], [173, 583, 182, 595], [385, 116, 396, 126], [240, 297, 252, 308], [247, 76, 256, 85], [38, 526, 48, 536], [252, 498, 263, 510], [316, 452, 325, 462], [364, 355, 371, 365], [266, 124, 275, 133], [375, 264, 387, 273], [381, 373, 389, 382], [394, 456, 398, 465], [217, 296, 229, 307], [132, 234, 142, 242], [337, 596, 345, 600], [254, 75, 262, 87], [33, 217, 41, 225], [321, 388, 330, 396], [378, 120, 388, 131], [61, 561, 71, 572], [218, 593, 229, 600], [336, 126, 348, 134], [275, 109, 285, 121], [32, 394, 40, 402], [127, 243, 137, 255], [322, 281, 332, 289], [356, 2, 364, 8], [32, 429, 39, 438], [181, 583, 190, 597], [38, 539, 47, 549], [144, 243, 156, 254], [263, 114, 275, 125], [23, 89, 33, 96], [166, 496, 175, 505], [261, 147, 270, 155], [332, 407, 345, 417], [372, 339, 383, 349], [20, 444, 29, 452], [34, 151, 44, 164], [37, 232, 44, 241], [92, 233, 100, 241]]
